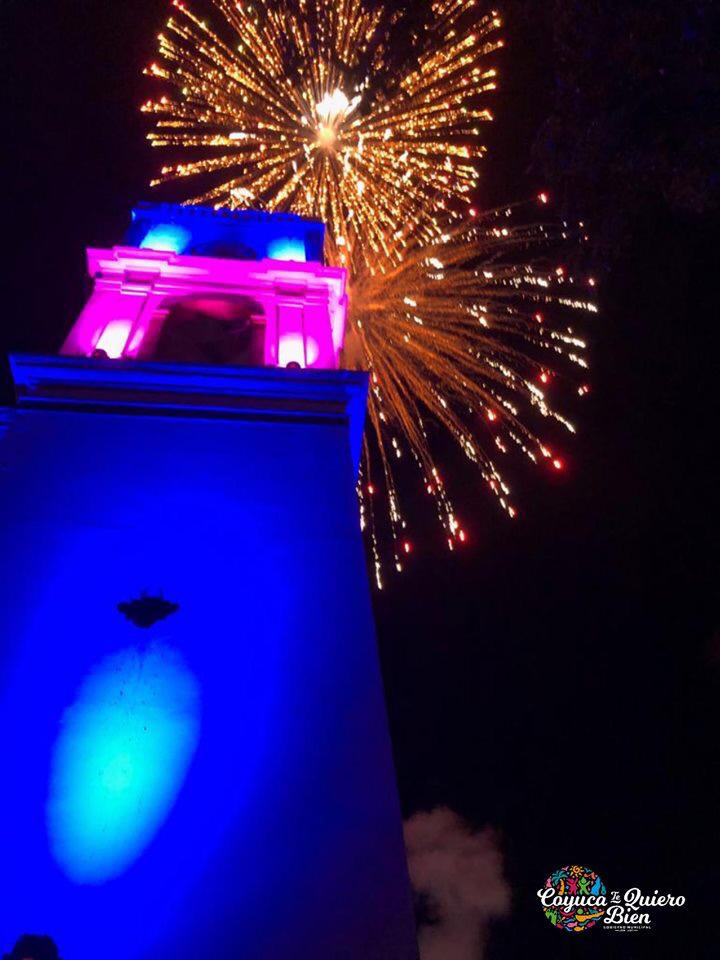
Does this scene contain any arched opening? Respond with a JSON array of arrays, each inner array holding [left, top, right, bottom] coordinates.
[[149, 294, 266, 366]]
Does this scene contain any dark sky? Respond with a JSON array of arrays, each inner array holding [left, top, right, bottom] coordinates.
[[2, 1, 718, 957]]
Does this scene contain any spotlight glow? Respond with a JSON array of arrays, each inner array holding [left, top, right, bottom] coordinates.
[[266, 236, 307, 262], [95, 319, 133, 359], [139, 222, 192, 254], [47, 643, 201, 885]]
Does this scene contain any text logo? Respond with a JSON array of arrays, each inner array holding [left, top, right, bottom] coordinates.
[[537, 865, 687, 933], [538, 865, 606, 932]]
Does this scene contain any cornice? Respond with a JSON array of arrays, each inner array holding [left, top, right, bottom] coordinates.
[[8, 355, 368, 475]]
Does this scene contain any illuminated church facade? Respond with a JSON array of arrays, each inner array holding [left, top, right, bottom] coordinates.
[[0, 206, 418, 959]]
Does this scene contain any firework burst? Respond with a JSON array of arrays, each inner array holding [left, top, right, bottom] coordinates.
[[143, 1, 594, 584], [143, 0, 502, 271], [348, 206, 596, 585]]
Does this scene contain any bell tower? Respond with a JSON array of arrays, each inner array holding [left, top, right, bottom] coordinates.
[[0, 206, 417, 959]]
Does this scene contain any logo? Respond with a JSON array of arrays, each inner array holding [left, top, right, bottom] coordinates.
[[539, 865, 606, 932], [537, 865, 686, 933]]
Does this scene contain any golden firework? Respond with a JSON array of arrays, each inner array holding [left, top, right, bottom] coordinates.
[[348, 208, 596, 585], [143, 2, 594, 584], [144, 0, 502, 271]]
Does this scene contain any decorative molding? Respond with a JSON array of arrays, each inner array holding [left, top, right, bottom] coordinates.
[[9, 354, 368, 475], [61, 247, 348, 369]]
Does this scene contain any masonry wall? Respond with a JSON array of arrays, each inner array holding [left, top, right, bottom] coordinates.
[[0, 398, 417, 959]]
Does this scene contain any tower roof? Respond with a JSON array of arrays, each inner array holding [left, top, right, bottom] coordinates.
[[126, 203, 325, 264]]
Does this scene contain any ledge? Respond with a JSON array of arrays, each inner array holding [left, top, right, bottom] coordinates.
[[9, 354, 368, 475]]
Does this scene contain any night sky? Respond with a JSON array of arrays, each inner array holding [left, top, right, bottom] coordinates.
[[3, 1, 718, 957]]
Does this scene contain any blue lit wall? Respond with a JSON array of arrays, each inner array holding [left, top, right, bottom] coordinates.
[[127, 203, 325, 263], [0, 388, 416, 957]]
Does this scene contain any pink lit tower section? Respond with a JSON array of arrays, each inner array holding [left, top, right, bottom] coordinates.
[[0, 205, 418, 960], [62, 207, 348, 370]]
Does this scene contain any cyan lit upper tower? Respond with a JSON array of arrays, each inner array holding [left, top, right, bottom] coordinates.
[[61, 203, 348, 370]]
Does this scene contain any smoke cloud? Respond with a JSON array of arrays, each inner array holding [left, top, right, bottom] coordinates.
[[404, 807, 511, 960]]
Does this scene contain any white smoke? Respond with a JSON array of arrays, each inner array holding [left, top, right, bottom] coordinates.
[[404, 807, 511, 960]]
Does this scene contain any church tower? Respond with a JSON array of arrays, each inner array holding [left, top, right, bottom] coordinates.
[[0, 205, 418, 959]]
